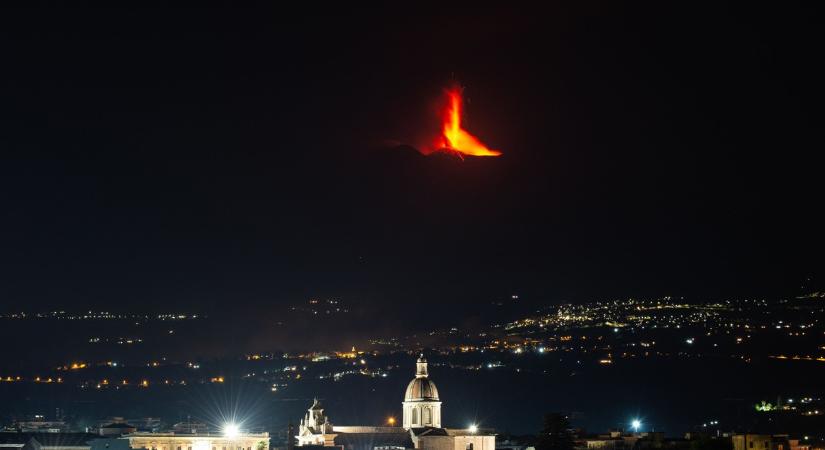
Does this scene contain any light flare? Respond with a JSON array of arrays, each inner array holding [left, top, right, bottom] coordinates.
[[223, 422, 240, 439]]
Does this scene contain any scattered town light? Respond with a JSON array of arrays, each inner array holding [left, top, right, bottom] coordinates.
[[755, 401, 775, 412]]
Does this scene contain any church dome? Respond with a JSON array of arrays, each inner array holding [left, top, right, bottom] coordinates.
[[404, 354, 439, 401], [405, 377, 439, 401]]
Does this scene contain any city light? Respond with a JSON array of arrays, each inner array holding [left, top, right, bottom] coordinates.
[[631, 419, 641, 432], [469, 424, 478, 433], [387, 417, 396, 426], [223, 422, 240, 439]]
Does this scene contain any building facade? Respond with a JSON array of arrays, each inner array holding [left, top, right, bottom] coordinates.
[[126, 433, 269, 450]]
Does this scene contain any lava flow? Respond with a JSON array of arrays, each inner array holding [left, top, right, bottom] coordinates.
[[432, 86, 502, 158]]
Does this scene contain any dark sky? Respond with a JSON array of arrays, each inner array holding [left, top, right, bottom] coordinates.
[[1, 4, 823, 326]]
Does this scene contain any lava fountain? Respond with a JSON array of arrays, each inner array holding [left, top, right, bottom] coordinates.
[[431, 86, 502, 158]]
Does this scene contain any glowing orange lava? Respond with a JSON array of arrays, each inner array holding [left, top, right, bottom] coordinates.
[[434, 87, 501, 157]]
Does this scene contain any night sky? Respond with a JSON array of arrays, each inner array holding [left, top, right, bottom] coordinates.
[[1, 5, 823, 330]]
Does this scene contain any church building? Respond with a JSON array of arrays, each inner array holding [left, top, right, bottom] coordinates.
[[296, 355, 495, 450]]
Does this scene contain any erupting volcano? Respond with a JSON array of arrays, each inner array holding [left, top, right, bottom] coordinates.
[[433, 86, 502, 158], [422, 86, 501, 159]]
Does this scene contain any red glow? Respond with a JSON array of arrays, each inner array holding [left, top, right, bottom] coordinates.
[[433, 86, 501, 158]]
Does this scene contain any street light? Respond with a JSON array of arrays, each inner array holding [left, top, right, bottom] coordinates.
[[469, 424, 478, 434], [223, 422, 240, 439], [631, 420, 641, 432]]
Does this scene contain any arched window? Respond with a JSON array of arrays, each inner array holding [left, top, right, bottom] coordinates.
[[466, 444, 474, 450], [423, 408, 431, 424], [412, 408, 418, 424]]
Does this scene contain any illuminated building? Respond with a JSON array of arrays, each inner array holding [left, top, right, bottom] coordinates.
[[126, 432, 269, 450], [732, 435, 772, 450], [580, 431, 640, 450], [732, 435, 814, 450], [296, 355, 495, 450]]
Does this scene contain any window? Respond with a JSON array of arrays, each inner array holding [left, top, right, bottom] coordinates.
[[750, 442, 754, 449], [467, 444, 474, 450], [412, 408, 418, 424], [423, 408, 431, 424]]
